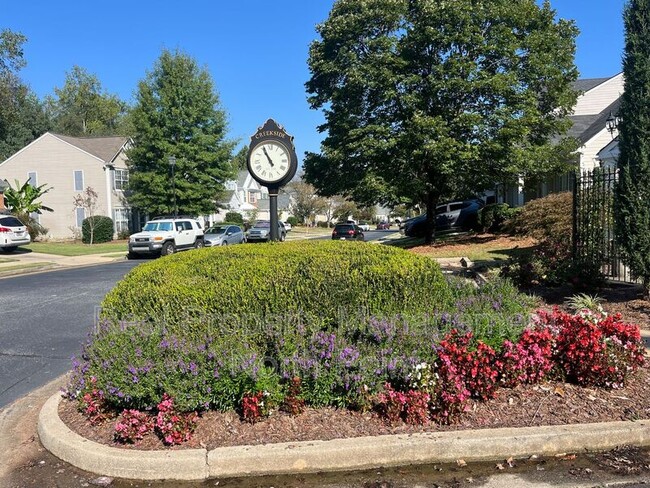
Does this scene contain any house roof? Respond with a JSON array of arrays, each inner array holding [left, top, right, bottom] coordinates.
[[52, 133, 129, 163], [569, 98, 621, 144], [573, 77, 612, 94], [256, 193, 292, 211]]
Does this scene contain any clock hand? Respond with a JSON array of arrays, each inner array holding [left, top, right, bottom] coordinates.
[[262, 147, 275, 167]]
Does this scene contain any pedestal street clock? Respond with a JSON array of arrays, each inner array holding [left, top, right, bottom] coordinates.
[[247, 119, 298, 241]]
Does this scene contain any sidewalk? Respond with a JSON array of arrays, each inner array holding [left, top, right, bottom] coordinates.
[[0, 250, 125, 277]]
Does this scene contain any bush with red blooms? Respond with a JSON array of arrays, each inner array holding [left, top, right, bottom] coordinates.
[[281, 377, 306, 415], [114, 409, 153, 443], [155, 393, 199, 445], [536, 308, 645, 388], [498, 327, 555, 388], [241, 391, 270, 423], [375, 383, 430, 425], [78, 376, 111, 425]]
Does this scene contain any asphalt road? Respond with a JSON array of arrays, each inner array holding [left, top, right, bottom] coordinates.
[[0, 260, 139, 408]]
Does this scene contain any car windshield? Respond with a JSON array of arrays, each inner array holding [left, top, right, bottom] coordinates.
[[206, 226, 227, 235], [0, 216, 24, 227], [254, 221, 270, 228], [143, 222, 173, 232]]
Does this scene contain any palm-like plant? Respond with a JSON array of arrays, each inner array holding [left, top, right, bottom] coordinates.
[[4, 179, 53, 239]]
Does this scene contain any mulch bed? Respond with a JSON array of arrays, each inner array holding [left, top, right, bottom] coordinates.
[[59, 363, 650, 452], [58, 269, 650, 452]]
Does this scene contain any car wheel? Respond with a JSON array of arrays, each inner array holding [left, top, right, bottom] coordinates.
[[194, 238, 205, 249], [1, 246, 17, 253], [221, 241, 228, 246], [126, 252, 139, 260], [280, 233, 286, 242], [161, 241, 176, 256]]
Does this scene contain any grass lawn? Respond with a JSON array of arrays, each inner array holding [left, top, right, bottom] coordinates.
[[23, 241, 127, 256], [402, 233, 536, 267], [0, 262, 53, 275]]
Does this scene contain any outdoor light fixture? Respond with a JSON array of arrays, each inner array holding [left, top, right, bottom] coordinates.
[[168, 156, 177, 218], [606, 111, 620, 136]]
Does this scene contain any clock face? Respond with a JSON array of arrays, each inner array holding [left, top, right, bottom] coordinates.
[[249, 141, 292, 183]]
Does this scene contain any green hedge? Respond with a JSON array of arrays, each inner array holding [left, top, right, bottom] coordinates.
[[101, 240, 452, 325], [82, 215, 114, 244], [478, 204, 519, 233], [224, 212, 244, 224]]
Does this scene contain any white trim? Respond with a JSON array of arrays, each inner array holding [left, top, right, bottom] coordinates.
[[104, 165, 112, 225]]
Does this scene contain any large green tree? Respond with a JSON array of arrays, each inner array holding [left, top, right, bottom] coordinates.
[[614, 0, 650, 296], [0, 29, 49, 160], [305, 0, 579, 243], [46, 66, 128, 136], [127, 49, 236, 217]]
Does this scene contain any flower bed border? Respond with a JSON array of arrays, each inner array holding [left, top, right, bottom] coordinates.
[[39, 392, 650, 481]]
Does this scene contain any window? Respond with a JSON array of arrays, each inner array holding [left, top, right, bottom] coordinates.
[[113, 169, 129, 191], [113, 208, 131, 234], [75, 207, 85, 228], [247, 191, 257, 204], [449, 203, 465, 212], [28, 172, 37, 187], [74, 170, 84, 192]]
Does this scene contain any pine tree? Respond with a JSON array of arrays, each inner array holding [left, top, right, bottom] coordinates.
[[614, 0, 650, 296]]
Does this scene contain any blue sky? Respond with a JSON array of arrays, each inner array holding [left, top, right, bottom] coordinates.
[[3, 0, 626, 164]]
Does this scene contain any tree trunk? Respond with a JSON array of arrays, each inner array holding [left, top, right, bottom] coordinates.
[[424, 190, 437, 245]]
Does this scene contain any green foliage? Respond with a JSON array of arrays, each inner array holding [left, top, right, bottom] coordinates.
[[305, 0, 579, 243], [126, 49, 236, 217], [564, 293, 604, 314], [224, 212, 244, 224], [70, 242, 533, 412], [286, 216, 299, 227], [0, 29, 50, 160], [45, 66, 128, 136], [4, 178, 53, 239], [101, 241, 452, 325], [501, 193, 576, 287], [287, 180, 327, 224], [477, 204, 519, 233], [82, 216, 114, 244], [615, 0, 650, 294]]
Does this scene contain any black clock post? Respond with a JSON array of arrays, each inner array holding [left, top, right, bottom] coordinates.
[[246, 119, 298, 241]]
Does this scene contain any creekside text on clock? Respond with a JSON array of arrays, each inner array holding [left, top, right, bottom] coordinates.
[[254, 130, 287, 140]]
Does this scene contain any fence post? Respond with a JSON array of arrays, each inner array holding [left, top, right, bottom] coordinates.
[[571, 170, 578, 260]]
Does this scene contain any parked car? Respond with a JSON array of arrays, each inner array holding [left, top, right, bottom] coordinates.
[[128, 218, 204, 258], [204, 224, 245, 246], [246, 220, 287, 242], [0, 215, 30, 253], [402, 199, 484, 237], [358, 221, 371, 231], [332, 223, 365, 241], [376, 221, 391, 230], [283, 221, 292, 231]]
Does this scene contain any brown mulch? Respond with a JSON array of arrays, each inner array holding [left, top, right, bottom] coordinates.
[[59, 361, 650, 452], [408, 234, 536, 257]]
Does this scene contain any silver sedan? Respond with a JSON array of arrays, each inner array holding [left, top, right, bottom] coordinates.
[[204, 225, 245, 246]]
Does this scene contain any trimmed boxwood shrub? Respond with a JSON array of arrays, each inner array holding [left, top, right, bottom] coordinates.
[[82, 215, 114, 244], [102, 240, 451, 325]]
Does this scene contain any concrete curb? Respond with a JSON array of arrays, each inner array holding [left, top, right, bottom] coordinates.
[[39, 392, 650, 481]]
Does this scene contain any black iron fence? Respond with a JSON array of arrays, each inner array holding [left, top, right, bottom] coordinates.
[[573, 167, 637, 283]]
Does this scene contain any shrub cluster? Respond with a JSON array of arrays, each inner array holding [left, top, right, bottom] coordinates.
[[477, 203, 519, 233], [501, 192, 588, 286], [82, 215, 114, 244], [224, 212, 244, 224]]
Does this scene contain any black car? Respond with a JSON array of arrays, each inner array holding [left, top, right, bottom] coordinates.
[[402, 199, 484, 237], [332, 223, 365, 241]]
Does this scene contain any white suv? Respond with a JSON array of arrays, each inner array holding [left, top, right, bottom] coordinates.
[[0, 215, 31, 253], [128, 218, 204, 258]]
